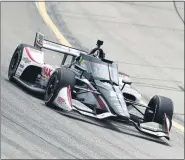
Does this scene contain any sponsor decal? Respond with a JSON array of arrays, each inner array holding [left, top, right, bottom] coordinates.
[[29, 48, 43, 54], [36, 33, 44, 46], [80, 59, 85, 65], [43, 41, 81, 56], [25, 47, 43, 64], [42, 67, 53, 77], [20, 64, 24, 68], [142, 125, 162, 132], [57, 97, 66, 105], [44, 40, 61, 49], [22, 57, 31, 63]]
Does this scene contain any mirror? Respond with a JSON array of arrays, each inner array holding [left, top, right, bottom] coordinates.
[[122, 78, 132, 85], [121, 76, 132, 91]]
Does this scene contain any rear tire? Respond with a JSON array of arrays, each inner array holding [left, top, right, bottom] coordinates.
[[144, 95, 174, 130], [44, 67, 76, 107]]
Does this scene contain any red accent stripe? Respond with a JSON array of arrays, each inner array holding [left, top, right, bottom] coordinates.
[[67, 85, 72, 107], [88, 85, 107, 111], [97, 96, 107, 110], [164, 113, 169, 135], [25, 47, 41, 64]]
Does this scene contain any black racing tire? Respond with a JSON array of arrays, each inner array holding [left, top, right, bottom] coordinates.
[[8, 45, 23, 81], [144, 95, 174, 130], [8, 43, 41, 81], [44, 67, 76, 107]]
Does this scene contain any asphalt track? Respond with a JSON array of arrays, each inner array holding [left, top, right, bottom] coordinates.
[[1, 1, 184, 159]]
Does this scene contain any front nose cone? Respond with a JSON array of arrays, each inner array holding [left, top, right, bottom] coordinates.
[[96, 81, 130, 118], [110, 95, 130, 118]]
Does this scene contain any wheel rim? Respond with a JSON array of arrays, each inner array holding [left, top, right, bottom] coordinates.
[[45, 74, 58, 102]]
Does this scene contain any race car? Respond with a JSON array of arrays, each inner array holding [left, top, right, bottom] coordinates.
[[8, 32, 174, 140]]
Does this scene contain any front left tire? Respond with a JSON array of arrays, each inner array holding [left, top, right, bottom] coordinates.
[[44, 67, 76, 107]]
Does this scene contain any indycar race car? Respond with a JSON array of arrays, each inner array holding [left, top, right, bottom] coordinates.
[[8, 32, 174, 140]]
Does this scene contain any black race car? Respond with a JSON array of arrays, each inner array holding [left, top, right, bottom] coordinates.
[[8, 32, 174, 140]]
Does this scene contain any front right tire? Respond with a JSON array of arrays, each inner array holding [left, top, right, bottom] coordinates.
[[144, 95, 174, 130]]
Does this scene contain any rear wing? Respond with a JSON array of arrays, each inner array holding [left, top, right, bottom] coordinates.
[[34, 32, 87, 57]]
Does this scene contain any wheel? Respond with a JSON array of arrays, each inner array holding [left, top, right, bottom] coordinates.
[[44, 67, 76, 107], [8, 46, 23, 81], [144, 95, 174, 130], [8, 44, 41, 81]]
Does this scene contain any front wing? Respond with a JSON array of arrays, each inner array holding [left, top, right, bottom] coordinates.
[[53, 86, 170, 140]]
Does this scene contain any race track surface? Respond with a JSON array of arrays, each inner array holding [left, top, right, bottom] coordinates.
[[1, 2, 184, 159]]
